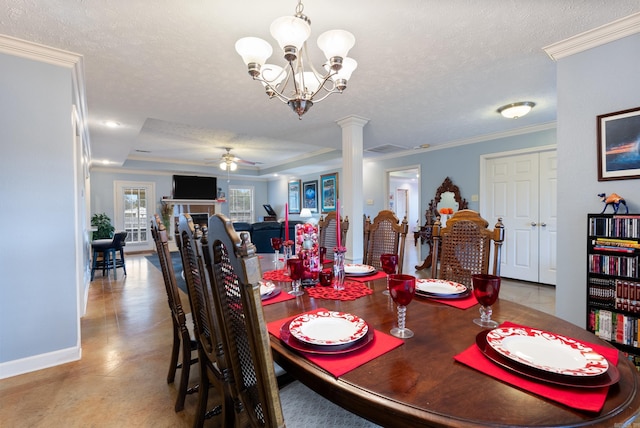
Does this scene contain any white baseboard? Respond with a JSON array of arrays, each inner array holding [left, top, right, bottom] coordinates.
[[0, 346, 81, 380]]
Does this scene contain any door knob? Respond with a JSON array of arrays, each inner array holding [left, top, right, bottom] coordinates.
[[540, 222, 547, 227], [531, 222, 537, 226]]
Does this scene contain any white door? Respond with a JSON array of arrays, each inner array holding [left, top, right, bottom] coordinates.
[[538, 151, 557, 284], [114, 181, 155, 252], [483, 148, 556, 285]]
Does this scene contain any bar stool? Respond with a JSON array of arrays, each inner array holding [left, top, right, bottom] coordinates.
[[91, 231, 128, 280]]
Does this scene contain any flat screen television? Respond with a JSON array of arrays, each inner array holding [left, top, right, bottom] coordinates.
[[172, 175, 217, 200]]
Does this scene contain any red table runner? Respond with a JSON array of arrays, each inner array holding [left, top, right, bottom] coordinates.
[[454, 321, 618, 412], [306, 281, 373, 301], [267, 308, 404, 378], [263, 269, 292, 282]]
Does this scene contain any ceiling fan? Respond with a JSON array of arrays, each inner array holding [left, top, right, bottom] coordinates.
[[209, 147, 260, 172]]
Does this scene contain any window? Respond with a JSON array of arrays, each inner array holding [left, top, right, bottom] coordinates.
[[228, 186, 254, 222]]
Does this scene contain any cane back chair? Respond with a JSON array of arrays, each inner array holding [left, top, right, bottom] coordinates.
[[150, 214, 197, 412], [363, 210, 409, 273], [204, 213, 377, 428], [318, 212, 350, 259], [177, 214, 234, 427], [431, 209, 505, 287]]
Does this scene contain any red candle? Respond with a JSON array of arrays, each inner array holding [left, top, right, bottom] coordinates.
[[285, 203, 289, 241], [336, 199, 341, 248]]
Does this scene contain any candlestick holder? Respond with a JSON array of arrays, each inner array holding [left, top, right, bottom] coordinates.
[[282, 241, 293, 276], [333, 246, 347, 290]]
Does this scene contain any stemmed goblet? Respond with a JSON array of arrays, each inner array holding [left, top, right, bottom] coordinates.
[[472, 274, 501, 328], [380, 253, 398, 296], [270, 237, 282, 270], [287, 257, 305, 296], [389, 274, 416, 338]]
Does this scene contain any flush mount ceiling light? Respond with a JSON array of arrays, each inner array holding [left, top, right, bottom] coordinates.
[[497, 102, 536, 119], [235, 0, 357, 119]]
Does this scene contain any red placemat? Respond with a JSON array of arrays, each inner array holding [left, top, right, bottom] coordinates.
[[417, 293, 478, 310], [267, 308, 404, 378], [261, 290, 296, 306], [306, 281, 374, 301], [347, 271, 387, 282], [454, 321, 618, 412], [263, 269, 292, 282]]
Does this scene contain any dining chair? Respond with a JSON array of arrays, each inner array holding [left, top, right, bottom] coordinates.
[[150, 214, 197, 412], [317, 211, 349, 259], [177, 214, 234, 428], [204, 213, 380, 428], [363, 210, 409, 273], [431, 209, 505, 287]]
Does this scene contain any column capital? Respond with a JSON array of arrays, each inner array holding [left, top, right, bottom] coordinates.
[[336, 115, 370, 129]]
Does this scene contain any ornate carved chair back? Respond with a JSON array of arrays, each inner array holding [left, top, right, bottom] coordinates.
[[364, 210, 409, 273], [205, 213, 286, 428], [431, 209, 504, 287], [150, 214, 195, 412], [318, 211, 350, 259], [178, 214, 234, 427]]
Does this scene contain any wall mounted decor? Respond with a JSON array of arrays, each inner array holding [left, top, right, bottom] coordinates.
[[320, 172, 339, 213], [302, 180, 318, 213], [597, 106, 640, 181], [288, 180, 301, 214]]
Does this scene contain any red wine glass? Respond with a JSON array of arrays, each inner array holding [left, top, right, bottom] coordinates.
[[270, 237, 282, 269], [287, 257, 305, 296], [389, 274, 416, 338], [380, 253, 398, 296], [472, 274, 501, 328]]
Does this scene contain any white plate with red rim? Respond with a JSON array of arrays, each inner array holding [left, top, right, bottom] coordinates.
[[344, 264, 376, 276], [486, 327, 609, 377], [415, 278, 468, 295], [288, 311, 369, 346]]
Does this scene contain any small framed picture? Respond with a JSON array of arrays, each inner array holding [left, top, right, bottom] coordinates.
[[302, 180, 318, 212], [597, 106, 640, 181], [320, 172, 339, 213], [288, 180, 301, 214]]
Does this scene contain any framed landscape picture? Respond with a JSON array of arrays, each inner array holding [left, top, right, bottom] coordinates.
[[302, 180, 318, 212], [597, 106, 640, 181], [288, 180, 301, 214], [320, 172, 339, 213]]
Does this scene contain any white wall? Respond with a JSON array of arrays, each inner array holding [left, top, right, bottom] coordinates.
[[556, 33, 640, 327]]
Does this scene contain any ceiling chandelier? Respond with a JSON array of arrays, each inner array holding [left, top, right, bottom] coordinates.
[[235, 0, 357, 119]]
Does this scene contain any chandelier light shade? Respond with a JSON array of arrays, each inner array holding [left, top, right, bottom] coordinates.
[[497, 101, 536, 119], [235, 0, 357, 118]]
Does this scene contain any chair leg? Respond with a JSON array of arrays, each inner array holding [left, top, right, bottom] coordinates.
[[194, 362, 210, 428], [167, 323, 180, 384], [174, 329, 192, 412], [91, 250, 99, 281], [120, 248, 127, 276], [111, 249, 117, 280]]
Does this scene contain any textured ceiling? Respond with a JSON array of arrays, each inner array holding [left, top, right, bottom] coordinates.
[[1, 0, 639, 176]]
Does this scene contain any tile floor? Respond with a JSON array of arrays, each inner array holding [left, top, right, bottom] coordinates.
[[0, 242, 555, 427]]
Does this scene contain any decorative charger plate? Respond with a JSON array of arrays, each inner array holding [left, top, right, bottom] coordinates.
[[344, 264, 376, 276], [288, 311, 369, 346], [280, 321, 375, 355], [476, 330, 619, 388], [486, 326, 609, 377], [415, 278, 468, 297], [260, 281, 280, 300]]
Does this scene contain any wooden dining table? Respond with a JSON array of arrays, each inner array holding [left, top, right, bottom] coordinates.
[[258, 256, 640, 427]]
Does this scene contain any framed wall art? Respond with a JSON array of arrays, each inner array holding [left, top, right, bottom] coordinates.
[[320, 172, 339, 213], [597, 106, 640, 181], [302, 180, 318, 212], [288, 179, 301, 214]]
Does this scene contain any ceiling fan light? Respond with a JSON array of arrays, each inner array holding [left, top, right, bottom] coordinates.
[[270, 15, 311, 52], [229, 162, 238, 171], [317, 30, 355, 63], [497, 101, 535, 119], [220, 161, 228, 171]]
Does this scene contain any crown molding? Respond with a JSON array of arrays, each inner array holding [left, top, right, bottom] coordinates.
[[0, 34, 82, 68], [543, 12, 640, 61]]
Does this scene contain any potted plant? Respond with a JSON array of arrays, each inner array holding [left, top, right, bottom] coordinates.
[[91, 213, 115, 240]]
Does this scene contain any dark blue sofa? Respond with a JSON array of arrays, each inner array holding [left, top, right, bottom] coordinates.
[[232, 221, 302, 253]]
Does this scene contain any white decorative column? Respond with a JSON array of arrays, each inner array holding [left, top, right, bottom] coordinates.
[[336, 115, 369, 263]]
